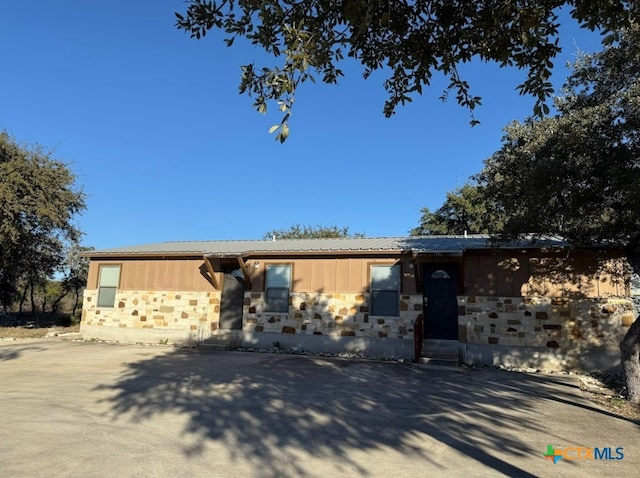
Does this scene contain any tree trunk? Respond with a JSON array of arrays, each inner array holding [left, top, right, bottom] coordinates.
[[29, 280, 36, 317], [19, 285, 28, 314], [72, 288, 80, 317], [621, 249, 640, 404], [621, 315, 640, 405], [50, 289, 68, 316]]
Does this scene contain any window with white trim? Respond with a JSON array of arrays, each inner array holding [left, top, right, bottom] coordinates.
[[97, 265, 121, 308], [370, 264, 400, 316], [265, 264, 291, 313]]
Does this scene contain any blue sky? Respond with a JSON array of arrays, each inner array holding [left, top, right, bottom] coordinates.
[[1, 1, 604, 249]]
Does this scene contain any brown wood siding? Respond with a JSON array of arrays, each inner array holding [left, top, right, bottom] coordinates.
[[311, 260, 323, 291], [247, 256, 416, 294], [87, 249, 625, 299], [323, 259, 337, 293], [463, 249, 627, 298], [464, 251, 497, 296], [87, 258, 214, 291], [335, 259, 349, 291], [348, 259, 361, 291], [495, 250, 530, 297]]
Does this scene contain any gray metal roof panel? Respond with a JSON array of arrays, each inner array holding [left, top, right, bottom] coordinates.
[[86, 235, 567, 257]]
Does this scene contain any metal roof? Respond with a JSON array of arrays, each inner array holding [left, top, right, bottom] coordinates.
[[85, 235, 568, 257]]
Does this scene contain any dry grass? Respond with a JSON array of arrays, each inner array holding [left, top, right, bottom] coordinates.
[[579, 370, 640, 422], [583, 392, 640, 422], [0, 324, 80, 339]]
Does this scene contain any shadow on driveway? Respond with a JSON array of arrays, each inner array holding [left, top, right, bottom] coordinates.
[[91, 348, 625, 477], [0, 343, 45, 362]]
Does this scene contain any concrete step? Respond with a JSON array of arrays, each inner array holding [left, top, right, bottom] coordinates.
[[197, 333, 242, 352], [422, 350, 459, 360], [422, 339, 459, 350], [421, 339, 460, 366], [418, 357, 460, 367], [198, 342, 236, 352]]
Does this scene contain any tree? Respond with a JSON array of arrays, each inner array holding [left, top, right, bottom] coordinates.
[[62, 243, 93, 316], [0, 132, 86, 314], [475, 25, 640, 403], [175, 0, 635, 141], [410, 184, 504, 235], [263, 224, 364, 240]]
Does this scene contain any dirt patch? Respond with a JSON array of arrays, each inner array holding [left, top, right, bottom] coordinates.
[[479, 363, 640, 423], [0, 324, 80, 339], [579, 371, 640, 422], [583, 392, 640, 421]]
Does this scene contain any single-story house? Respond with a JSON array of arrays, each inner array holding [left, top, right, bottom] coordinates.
[[80, 236, 635, 371]]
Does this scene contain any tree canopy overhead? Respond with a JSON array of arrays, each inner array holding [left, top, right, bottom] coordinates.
[[176, 0, 636, 140]]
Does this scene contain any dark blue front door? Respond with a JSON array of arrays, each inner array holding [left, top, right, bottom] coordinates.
[[219, 266, 245, 330], [423, 264, 459, 340]]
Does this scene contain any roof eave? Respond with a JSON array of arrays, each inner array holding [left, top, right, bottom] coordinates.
[[205, 249, 411, 259], [80, 251, 208, 259]]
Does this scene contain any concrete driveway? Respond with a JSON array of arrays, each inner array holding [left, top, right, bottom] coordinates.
[[0, 340, 638, 477]]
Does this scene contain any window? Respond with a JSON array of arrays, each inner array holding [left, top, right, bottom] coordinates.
[[97, 265, 121, 308], [431, 269, 451, 279], [265, 264, 291, 313], [370, 264, 400, 316]]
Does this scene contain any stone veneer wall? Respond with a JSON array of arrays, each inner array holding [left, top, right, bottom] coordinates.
[[81, 289, 221, 343], [458, 296, 635, 370], [243, 292, 423, 340]]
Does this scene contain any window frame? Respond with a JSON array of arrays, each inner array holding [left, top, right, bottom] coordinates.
[[369, 263, 401, 317], [97, 264, 121, 308], [264, 263, 293, 313]]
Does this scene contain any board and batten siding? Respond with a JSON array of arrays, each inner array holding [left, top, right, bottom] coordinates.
[[87, 256, 418, 295], [250, 257, 416, 294], [87, 258, 213, 292], [462, 250, 627, 298], [86, 250, 627, 299]]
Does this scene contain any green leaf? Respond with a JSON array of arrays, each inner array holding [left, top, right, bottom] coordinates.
[[174, 0, 636, 144]]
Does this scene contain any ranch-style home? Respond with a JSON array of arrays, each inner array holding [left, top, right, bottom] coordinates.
[[80, 236, 635, 371]]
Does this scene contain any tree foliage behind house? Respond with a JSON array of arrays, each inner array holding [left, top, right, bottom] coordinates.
[[410, 184, 504, 236], [414, 26, 640, 402], [478, 26, 640, 403], [263, 224, 365, 240], [415, 24, 640, 249], [477, 25, 640, 262], [0, 132, 87, 315], [175, 0, 636, 140]]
